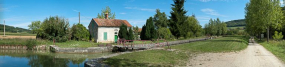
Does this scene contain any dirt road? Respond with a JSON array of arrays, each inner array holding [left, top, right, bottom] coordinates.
[[187, 39, 285, 67]]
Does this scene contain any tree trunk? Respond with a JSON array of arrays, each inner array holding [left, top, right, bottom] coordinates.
[[267, 26, 269, 43]]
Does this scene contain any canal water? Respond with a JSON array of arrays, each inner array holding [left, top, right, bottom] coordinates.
[[0, 50, 112, 67]]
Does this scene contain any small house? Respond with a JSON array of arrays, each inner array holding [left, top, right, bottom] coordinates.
[[88, 13, 132, 43]]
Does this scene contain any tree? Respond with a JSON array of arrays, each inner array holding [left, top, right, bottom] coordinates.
[[71, 23, 90, 41], [154, 9, 168, 29], [221, 22, 228, 35], [133, 26, 139, 40], [97, 6, 116, 19], [169, 0, 188, 38], [39, 16, 69, 42], [28, 21, 43, 38], [245, 0, 283, 42], [186, 16, 203, 37], [128, 28, 134, 40], [141, 17, 157, 40], [118, 24, 128, 39]]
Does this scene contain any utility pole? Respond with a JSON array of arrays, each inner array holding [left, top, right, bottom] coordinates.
[[78, 12, 80, 24], [4, 20, 5, 37]]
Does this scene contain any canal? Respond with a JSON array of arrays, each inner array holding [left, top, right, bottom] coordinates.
[[0, 50, 112, 67]]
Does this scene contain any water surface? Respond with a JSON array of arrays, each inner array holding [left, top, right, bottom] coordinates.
[[0, 50, 111, 67]]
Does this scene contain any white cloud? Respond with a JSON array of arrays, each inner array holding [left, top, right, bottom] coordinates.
[[125, 7, 155, 12], [281, 0, 284, 6], [196, 16, 211, 22], [73, 9, 79, 12], [12, 22, 31, 29], [120, 12, 126, 14], [201, 8, 227, 17]]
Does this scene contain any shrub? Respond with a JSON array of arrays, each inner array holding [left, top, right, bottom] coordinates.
[[26, 39, 37, 50], [273, 31, 283, 40]]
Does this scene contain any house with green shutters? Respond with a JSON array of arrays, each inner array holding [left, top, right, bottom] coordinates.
[[88, 16, 132, 43]]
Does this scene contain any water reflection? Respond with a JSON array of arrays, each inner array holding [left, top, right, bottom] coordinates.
[[0, 50, 111, 67]]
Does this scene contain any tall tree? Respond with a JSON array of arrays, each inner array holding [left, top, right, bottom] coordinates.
[[28, 21, 43, 38], [169, 0, 188, 38], [97, 6, 116, 19], [245, 0, 283, 42], [128, 27, 134, 40], [153, 9, 170, 39], [141, 17, 157, 40], [118, 24, 128, 39]]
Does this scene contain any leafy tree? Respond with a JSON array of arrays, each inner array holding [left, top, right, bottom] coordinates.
[[157, 28, 173, 39], [97, 6, 116, 19], [186, 16, 203, 37], [133, 26, 139, 40], [169, 0, 188, 38], [71, 23, 90, 41], [28, 21, 43, 38], [204, 18, 227, 36], [118, 24, 128, 39], [39, 16, 69, 42], [154, 9, 168, 29], [273, 31, 283, 40], [245, 0, 283, 42], [221, 22, 228, 35]]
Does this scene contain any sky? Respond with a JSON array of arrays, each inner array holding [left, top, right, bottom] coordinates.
[[0, 0, 282, 29]]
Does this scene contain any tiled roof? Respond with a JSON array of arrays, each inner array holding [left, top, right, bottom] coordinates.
[[92, 18, 132, 27]]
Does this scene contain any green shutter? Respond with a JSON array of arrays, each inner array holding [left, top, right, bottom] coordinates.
[[104, 32, 107, 40]]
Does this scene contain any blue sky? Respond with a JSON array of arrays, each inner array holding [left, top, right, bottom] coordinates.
[[0, 0, 281, 29]]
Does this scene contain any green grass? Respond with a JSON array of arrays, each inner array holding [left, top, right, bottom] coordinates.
[[257, 39, 285, 62], [0, 32, 36, 36], [103, 36, 249, 66], [228, 26, 245, 30]]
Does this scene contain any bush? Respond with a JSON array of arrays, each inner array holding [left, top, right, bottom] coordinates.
[[273, 31, 283, 40], [26, 39, 37, 50]]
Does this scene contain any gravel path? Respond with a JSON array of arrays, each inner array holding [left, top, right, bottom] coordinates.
[[187, 38, 285, 67]]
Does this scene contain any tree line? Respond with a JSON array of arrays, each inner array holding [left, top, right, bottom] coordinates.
[[204, 18, 227, 36], [28, 16, 90, 42], [245, 0, 284, 41], [138, 0, 204, 40]]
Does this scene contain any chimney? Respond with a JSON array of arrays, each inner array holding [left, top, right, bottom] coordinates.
[[105, 12, 108, 19]]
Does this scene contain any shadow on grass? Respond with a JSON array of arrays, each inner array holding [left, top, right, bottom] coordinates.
[[104, 58, 168, 67]]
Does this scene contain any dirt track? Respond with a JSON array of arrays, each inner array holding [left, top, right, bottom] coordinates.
[[187, 39, 285, 67]]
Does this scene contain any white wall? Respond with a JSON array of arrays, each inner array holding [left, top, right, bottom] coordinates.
[[97, 27, 120, 43]]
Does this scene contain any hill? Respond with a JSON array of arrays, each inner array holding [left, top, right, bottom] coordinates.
[[225, 19, 246, 27], [0, 24, 32, 33]]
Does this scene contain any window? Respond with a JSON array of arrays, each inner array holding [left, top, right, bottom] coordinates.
[[104, 32, 107, 40]]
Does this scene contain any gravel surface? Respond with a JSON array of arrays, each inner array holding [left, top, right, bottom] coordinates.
[[187, 39, 285, 67]]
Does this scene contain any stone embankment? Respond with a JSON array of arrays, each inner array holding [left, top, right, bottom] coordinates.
[[0, 45, 47, 50], [50, 45, 112, 53]]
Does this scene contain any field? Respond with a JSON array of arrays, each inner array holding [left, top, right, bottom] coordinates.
[[0, 32, 36, 39], [103, 36, 249, 66], [257, 40, 285, 62], [0, 32, 36, 36]]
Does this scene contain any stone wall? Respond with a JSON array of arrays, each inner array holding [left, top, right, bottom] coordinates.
[[50, 45, 112, 53]]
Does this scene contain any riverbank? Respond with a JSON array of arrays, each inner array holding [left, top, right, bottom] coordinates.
[[100, 36, 249, 66]]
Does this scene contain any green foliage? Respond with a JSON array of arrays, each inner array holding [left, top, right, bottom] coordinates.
[[118, 24, 128, 39], [169, 0, 188, 38], [273, 31, 283, 40], [128, 28, 134, 40], [26, 39, 37, 50], [37, 16, 69, 42], [157, 28, 173, 39], [141, 17, 157, 40], [28, 21, 42, 34], [205, 18, 227, 36], [71, 23, 90, 41], [185, 16, 204, 38], [97, 6, 116, 19], [154, 9, 168, 29], [245, 0, 283, 36], [133, 26, 139, 40]]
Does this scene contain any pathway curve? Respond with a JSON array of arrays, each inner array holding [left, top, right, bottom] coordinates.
[[187, 38, 285, 67]]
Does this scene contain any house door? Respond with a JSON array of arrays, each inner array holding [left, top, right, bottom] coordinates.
[[114, 35, 118, 43]]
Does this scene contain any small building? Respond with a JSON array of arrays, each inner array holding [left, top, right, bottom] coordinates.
[[88, 13, 132, 43]]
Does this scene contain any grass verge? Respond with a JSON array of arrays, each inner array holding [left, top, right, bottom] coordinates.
[[257, 40, 285, 62], [103, 36, 249, 66]]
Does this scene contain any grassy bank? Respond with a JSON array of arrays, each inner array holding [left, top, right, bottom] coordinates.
[[103, 36, 249, 66], [257, 40, 285, 62]]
